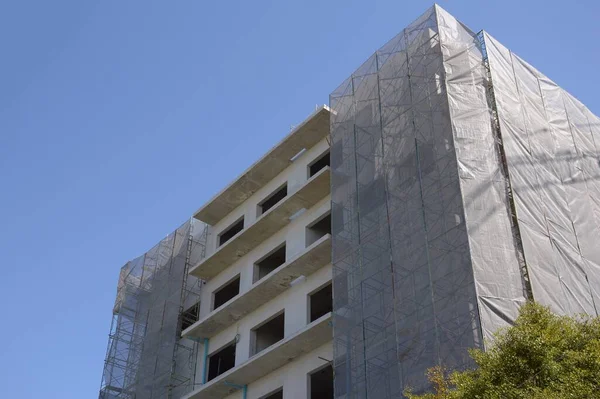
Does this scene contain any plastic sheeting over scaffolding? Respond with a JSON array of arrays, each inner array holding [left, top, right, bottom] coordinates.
[[485, 33, 600, 317], [99, 219, 207, 399], [330, 5, 599, 398], [438, 11, 528, 345]]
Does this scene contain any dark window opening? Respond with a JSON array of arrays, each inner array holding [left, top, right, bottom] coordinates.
[[251, 312, 285, 356], [306, 213, 331, 247], [218, 217, 244, 247], [258, 184, 288, 216], [213, 276, 240, 310], [309, 283, 333, 322], [181, 303, 200, 331], [262, 388, 283, 399], [309, 365, 334, 399], [254, 244, 286, 283], [207, 342, 236, 382], [309, 151, 330, 177]]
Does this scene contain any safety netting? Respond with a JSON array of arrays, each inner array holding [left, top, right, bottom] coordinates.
[[484, 32, 600, 317], [329, 4, 599, 398], [99, 219, 207, 399], [98, 5, 600, 398]]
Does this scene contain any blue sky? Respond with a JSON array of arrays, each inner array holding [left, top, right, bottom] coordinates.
[[0, 1, 598, 397]]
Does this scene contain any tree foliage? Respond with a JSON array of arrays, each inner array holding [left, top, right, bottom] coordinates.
[[405, 302, 600, 399]]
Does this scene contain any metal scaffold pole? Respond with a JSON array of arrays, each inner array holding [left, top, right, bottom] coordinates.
[[99, 219, 207, 399]]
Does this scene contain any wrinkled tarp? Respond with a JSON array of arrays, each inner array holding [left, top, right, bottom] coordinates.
[[330, 5, 599, 398], [485, 33, 600, 317]]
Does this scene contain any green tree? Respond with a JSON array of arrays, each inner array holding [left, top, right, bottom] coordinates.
[[405, 302, 600, 399]]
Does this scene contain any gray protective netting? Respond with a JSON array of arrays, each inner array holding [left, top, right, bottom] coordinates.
[[330, 6, 483, 397], [98, 5, 600, 398], [330, 5, 600, 397], [99, 219, 207, 399], [438, 12, 528, 343], [484, 32, 600, 317]]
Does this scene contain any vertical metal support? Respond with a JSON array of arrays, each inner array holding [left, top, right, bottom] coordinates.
[[476, 30, 533, 302]]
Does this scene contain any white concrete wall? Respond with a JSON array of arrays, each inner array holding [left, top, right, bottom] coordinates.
[[199, 263, 331, 371], [223, 343, 332, 399], [205, 137, 330, 258], [198, 195, 331, 318], [192, 136, 333, 397], [198, 137, 330, 317]]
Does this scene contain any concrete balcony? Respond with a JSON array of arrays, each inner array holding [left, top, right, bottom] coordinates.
[[182, 312, 333, 399], [182, 234, 332, 340], [189, 166, 331, 280], [194, 106, 331, 226]]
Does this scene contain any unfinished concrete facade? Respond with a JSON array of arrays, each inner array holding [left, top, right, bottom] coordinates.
[[98, 106, 335, 399], [182, 106, 334, 399], [99, 5, 600, 399]]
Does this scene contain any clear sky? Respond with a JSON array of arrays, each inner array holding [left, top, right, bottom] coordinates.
[[0, 1, 598, 397]]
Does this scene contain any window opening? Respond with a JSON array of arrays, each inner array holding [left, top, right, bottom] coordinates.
[[181, 302, 200, 331], [218, 217, 244, 247], [309, 151, 330, 177], [207, 341, 236, 381], [309, 365, 334, 399], [254, 244, 286, 283], [309, 283, 333, 322], [250, 312, 285, 356], [213, 275, 240, 310], [306, 213, 331, 247], [258, 184, 288, 216]]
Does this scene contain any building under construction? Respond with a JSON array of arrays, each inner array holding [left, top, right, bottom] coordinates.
[[99, 5, 600, 399]]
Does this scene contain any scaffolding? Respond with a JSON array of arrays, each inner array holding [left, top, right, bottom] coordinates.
[[330, 8, 484, 397], [97, 5, 600, 399], [482, 31, 600, 318], [99, 219, 207, 399], [330, 5, 600, 398]]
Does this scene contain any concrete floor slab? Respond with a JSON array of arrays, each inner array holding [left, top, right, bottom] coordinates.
[[182, 312, 332, 399], [194, 106, 330, 225], [190, 167, 331, 280], [183, 234, 331, 339]]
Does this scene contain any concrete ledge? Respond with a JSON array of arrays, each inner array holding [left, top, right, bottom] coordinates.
[[194, 106, 331, 225], [182, 313, 333, 399], [182, 235, 332, 339], [190, 166, 331, 280]]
